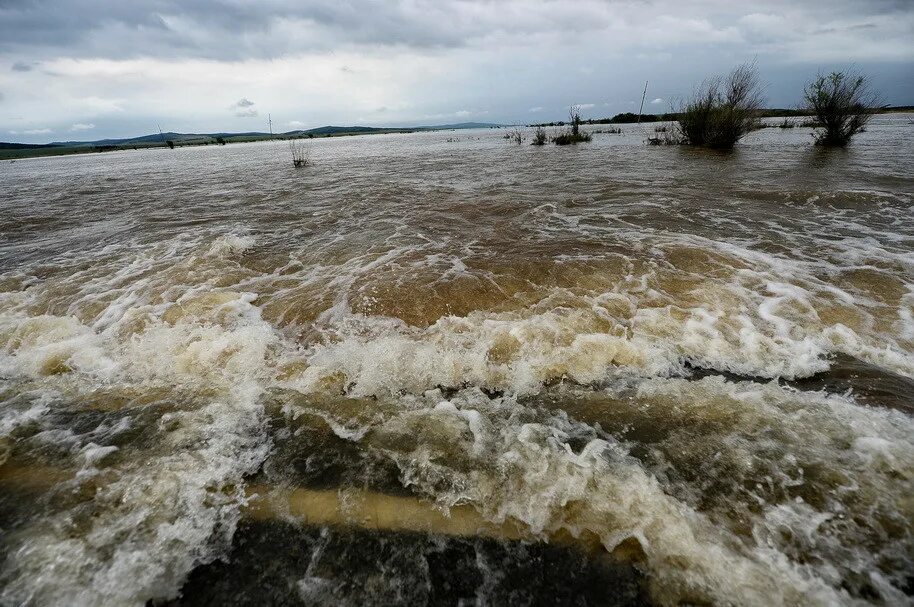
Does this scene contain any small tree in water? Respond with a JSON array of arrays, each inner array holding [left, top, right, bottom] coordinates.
[[570, 105, 581, 136], [290, 139, 309, 167], [803, 71, 878, 147], [553, 105, 592, 145], [677, 62, 763, 149]]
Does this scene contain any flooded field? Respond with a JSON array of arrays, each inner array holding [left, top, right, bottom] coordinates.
[[1, 116, 913, 606]]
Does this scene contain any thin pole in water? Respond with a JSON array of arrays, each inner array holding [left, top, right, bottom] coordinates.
[[269, 114, 273, 138], [638, 81, 648, 124]]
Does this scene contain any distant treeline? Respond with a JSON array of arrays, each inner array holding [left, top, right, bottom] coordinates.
[[530, 106, 913, 128], [531, 109, 817, 127]]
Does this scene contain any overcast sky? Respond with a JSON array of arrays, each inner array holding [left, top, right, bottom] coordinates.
[[2, 0, 913, 142]]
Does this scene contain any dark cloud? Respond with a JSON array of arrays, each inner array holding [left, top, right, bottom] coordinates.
[[0, 0, 604, 60], [0, 0, 911, 66], [1, 0, 911, 142]]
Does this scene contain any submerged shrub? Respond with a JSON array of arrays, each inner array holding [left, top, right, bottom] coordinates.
[[553, 106, 592, 145], [677, 63, 763, 149], [803, 71, 878, 147], [647, 129, 680, 146], [290, 139, 309, 167], [570, 105, 582, 136], [532, 126, 547, 146], [553, 132, 592, 145], [506, 128, 524, 144]]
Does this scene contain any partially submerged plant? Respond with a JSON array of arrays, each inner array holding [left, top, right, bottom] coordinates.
[[803, 71, 879, 146], [290, 139, 309, 167], [647, 129, 680, 146], [532, 126, 547, 146], [553, 105, 592, 145], [506, 128, 524, 144], [778, 118, 795, 128], [570, 105, 582, 136], [677, 62, 763, 149]]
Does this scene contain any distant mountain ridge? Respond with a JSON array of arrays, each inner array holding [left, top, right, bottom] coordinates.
[[1, 122, 501, 150]]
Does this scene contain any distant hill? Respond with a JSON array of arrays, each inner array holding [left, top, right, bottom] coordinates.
[[1, 122, 501, 152]]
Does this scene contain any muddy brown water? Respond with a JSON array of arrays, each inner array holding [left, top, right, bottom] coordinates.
[[1, 116, 913, 606]]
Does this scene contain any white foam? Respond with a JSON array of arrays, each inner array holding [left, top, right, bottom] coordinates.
[[205, 233, 255, 258], [0, 245, 281, 606], [2, 225, 912, 605], [365, 381, 914, 605]]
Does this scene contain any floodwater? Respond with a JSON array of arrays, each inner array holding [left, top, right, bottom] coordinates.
[[1, 116, 912, 606]]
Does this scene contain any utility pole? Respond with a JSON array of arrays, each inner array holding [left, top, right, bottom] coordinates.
[[268, 114, 273, 138], [638, 81, 648, 124]]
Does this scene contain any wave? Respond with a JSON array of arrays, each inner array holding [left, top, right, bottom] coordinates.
[[0, 231, 912, 605]]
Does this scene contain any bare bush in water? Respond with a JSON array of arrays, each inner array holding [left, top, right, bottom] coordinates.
[[290, 139, 309, 167], [647, 128, 681, 146], [505, 128, 524, 144], [803, 71, 879, 147], [532, 126, 547, 146], [677, 62, 763, 149], [570, 105, 582, 136], [553, 105, 592, 145]]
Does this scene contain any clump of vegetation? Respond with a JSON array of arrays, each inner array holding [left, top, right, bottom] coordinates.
[[504, 128, 524, 144], [803, 71, 879, 146], [677, 62, 763, 149], [290, 139, 309, 167], [778, 118, 795, 129], [647, 129, 680, 146], [553, 106, 592, 145], [553, 132, 592, 145], [532, 126, 547, 146], [654, 125, 668, 133]]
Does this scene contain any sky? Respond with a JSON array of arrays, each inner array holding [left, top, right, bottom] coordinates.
[[1, 0, 913, 143]]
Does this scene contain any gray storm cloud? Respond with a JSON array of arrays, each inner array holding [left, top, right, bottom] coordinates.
[[1, 0, 912, 142], [1, 0, 911, 60]]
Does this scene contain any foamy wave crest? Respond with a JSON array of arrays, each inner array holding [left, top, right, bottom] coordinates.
[[205, 233, 255, 258], [0, 263, 280, 605], [286, 289, 914, 398], [343, 380, 913, 605]]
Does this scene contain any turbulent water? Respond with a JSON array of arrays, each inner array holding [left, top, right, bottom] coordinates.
[[1, 116, 913, 606]]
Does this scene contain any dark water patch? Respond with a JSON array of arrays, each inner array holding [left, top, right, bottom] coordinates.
[[163, 519, 650, 606], [258, 396, 411, 497]]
